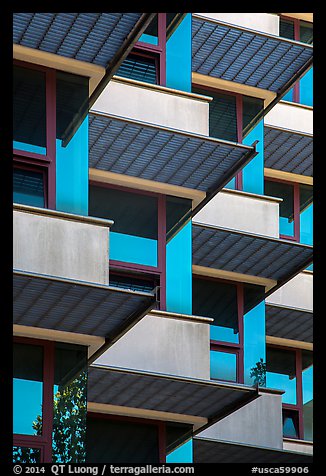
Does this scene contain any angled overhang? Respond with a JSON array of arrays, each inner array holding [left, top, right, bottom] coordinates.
[[89, 111, 257, 236], [88, 364, 259, 431], [13, 13, 157, 144], [192, 15, 313, 133], [264, 126, 313, 177], [192, 222, 313, 299], [192, 15, 313, 93], [193, 437, 313, 463], [13, 270, 156, 353], [266, 303, 313, 343]]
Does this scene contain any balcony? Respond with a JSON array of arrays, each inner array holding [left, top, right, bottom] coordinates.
[[92, 77, 211, 136], [265, 101, 313, 135], [194, 188, 281, 238], [266, 271, 313, 312], [13, 204, 156, 353], [94, 309, 212, 380]]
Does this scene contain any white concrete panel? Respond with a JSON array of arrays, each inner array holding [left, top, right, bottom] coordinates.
[[195, 13, 279, 35], [264, 102, 313, 135], [91, 79, 210, 135], [283, 440, 313, 455], [95, 313, 211, 380], [198, 391, 283, 449], [13, 210, 110, 285], [266, 272, 313, 311], [193, 190, 280, 238]]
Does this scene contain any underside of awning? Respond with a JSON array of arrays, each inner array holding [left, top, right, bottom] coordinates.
[[88, 364, 259, 428], [264, 126, 313, 177], [192, 223, 313, 302], [13, 270, 156, 343], [266, 304, 313, 343], [193, 437, 313, 463]]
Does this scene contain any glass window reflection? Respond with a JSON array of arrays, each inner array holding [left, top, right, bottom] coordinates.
[[210, 350, 237, 382], [13, 446, 41, 463], [264, 180, 295, 238], [302, 351, 313, 441], [193, 278, 239, 344], [266, 348, 297, 405], [52, 343, 88, 463], [13, 343, 43, 435]]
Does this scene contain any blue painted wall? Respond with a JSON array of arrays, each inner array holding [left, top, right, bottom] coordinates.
[[166, 221, 192, 314], [110, 233, 158, 267], [242, 120, 264, 195], [56, 117, 88, 215], [243, 300, 266, 385], [166, 14, 192, 92], [299, 67, 313, 107], [167, 439, 193, 463]]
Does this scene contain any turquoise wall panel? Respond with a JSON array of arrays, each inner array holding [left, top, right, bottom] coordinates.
[[166, 14, 191, 92], [110, 232, 158, 267], [299, 68, 313, 107], [224, 177, 236, 190], [166, 221, 192, 314], [242, 120, 264, 195], [243, 300, 266, 385], [167, 439, 193, 463], [56, 117, 88, 216]]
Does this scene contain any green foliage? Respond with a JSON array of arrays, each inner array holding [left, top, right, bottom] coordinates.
[[250, 358, 266, 386], [13, 371, 87, 463], [52, 371, 87, 463]]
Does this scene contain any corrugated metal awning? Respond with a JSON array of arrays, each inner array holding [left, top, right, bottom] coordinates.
[[192, 223, 313, 296], [13, 13, 150, 68], [192, 15, 313, 93], [264, 126, 313, 177], [13, 270, 156, 341], [88, 364, 258, 424], [89, 112, 257, 195], [193, 437, 313, 463], [266, 304, 313, 343]]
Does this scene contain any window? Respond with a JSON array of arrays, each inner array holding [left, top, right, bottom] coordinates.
[[280, 16, 313, 104], [89, 182, 168, 309], [13, 338, 88, 463], [264, 179, 313, 244], [192, 85, 263, 190], [266, 346, 313, 441], [116, 14, 167, 86], [13, 61, 90, 210], [192, 277, 244, 383], [86, 414, 166, 463], [13, 166, 46, 208]]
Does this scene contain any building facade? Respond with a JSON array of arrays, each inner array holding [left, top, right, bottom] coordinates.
[[13, 12, 313, 464]]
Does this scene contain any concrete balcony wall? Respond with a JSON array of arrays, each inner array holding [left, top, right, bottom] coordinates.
[[283, 439, 313, 455], [13, 205, 112, 285], [94, 310, 211, 380], [91, 78, 210, 135], [264, 101, 313, 135], [266, 271, 313, 312], [194, 13, 279, 35], [193, 189, 281, 238], [197, 390, 283, 449]]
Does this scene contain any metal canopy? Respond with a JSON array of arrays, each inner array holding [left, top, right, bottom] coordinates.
[[89, 112, 257, 193], [266, 304, 313, 343], [192, 223, 313, 288], [13, 270, 156, 340], [192, 16, 313, 93], [264, 126, 313, 177], [193, 437, 313, 463], [88, 364, 258, 423], [13, 13, 149, 68]]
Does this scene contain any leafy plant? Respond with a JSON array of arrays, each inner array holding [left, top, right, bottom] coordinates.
[[250, 358, 266, 386]]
